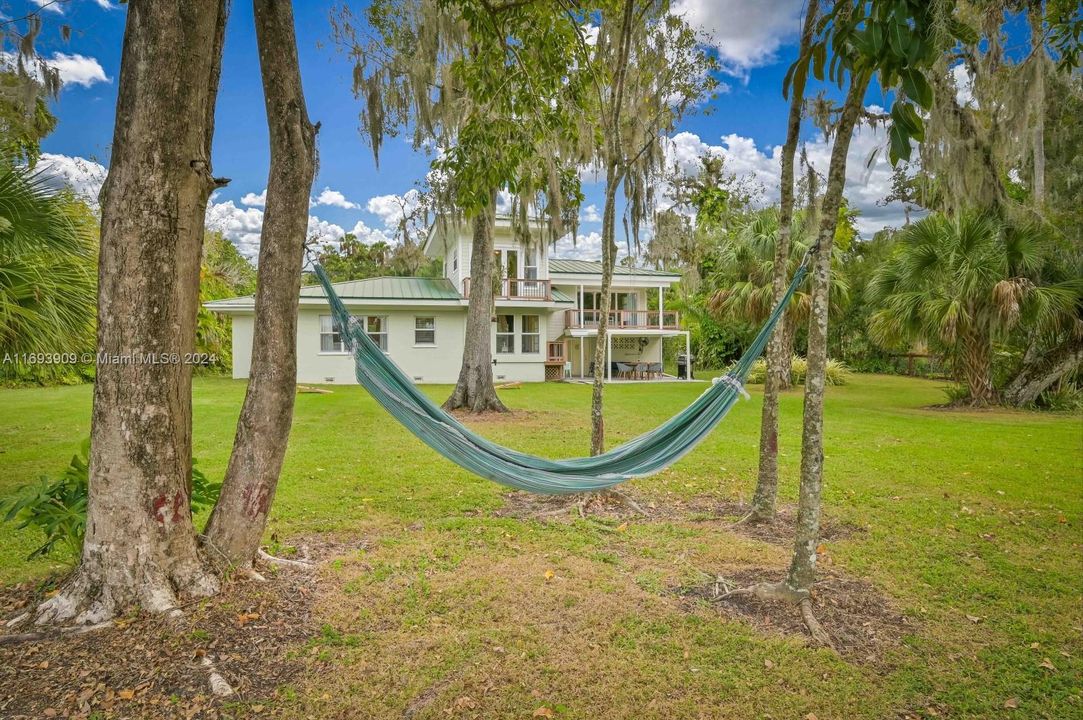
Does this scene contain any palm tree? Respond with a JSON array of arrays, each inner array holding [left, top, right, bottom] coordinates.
[[707, 206, 850, 386], [0, 163, 96, 378], [867, 211, 1078, 406]]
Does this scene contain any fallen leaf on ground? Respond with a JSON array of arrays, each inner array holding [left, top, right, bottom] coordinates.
[[544, 569, 554, 581], [965, 614, 983, 623], [533, 708, 555, 718], [1004, 698, 1019, 709], [616, 522, 628, 533], [1039, 658, 1057, 671], [117, 689, 135, 700]]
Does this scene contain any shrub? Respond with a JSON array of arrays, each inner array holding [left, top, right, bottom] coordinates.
[[0, 439, 221, 560], [745, 355, 852, 386]]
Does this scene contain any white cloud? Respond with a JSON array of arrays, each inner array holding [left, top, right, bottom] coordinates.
[[92, 0, 118, 9], [47, 53, 111, 88], [671, 0, 804, 76], [661, 110, 916, 237], [204, 200, 265, 258], [551, 230, 633, 263], [37, 153, 107, 204], [349, 220, 394, 245], [580, 204, 601, 223], [366, 189, 421, 228], [951, 63, 976, 108], [240, 189, 266, 207], [30, 0, 63, 13], [312, 187, 359, 209]]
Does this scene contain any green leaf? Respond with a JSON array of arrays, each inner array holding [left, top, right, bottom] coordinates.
[[889, 123, 912, 165], [901, 69, 933, 108]]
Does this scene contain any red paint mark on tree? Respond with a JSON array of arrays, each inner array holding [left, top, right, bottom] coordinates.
[[152, 494, 169, 525], [172, 491, 186, 523]]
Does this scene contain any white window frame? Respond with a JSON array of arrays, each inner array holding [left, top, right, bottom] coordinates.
[[414, 316, 436, 346], [496, 314, 515, 354], [363, 315, 389, 352], [319, 315, 346, 354], [521, 314, 540, 354]]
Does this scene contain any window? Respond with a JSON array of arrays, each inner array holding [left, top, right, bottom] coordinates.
[[320, 315, 345, 353], [521, 315, 540, 354], [496, 314, 515, 354], [414, 316, 436, 345], [364, 315, 388, 351], [452, 255, 458, 270]]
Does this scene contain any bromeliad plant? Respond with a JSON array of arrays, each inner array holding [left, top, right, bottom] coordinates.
[[0, 439, 221, 560]]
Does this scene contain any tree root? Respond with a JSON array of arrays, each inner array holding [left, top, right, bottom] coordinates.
[[0, 621, 112, 646], [257, 548, 314, 569], [800, 598, 835, 650], [575, 489, 650, 518], [201, 655, 235, 697], [715, 580, 836, 650]]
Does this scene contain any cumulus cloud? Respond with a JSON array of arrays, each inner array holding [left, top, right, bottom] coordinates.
[[671, 0, 804, 76], [240, 189, 266, 207], [580, 204, 601, 223], [92, 0, 118, 8], [951, 63, 976, 108], [551, 230, 633, 263], [349, 220, 394, 245], [312, 187, 360, 210], [37, 153, 107, 204], [366, 188, 422, 228], [660, 111, 915, 237], [1, 51, 111, 89], [47, 53, 111, 88]]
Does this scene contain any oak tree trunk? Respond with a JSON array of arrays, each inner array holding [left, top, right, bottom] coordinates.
[[203, 0, 317, 569], [590, 170, 620, 455], [444, 209, 507, 413], [786, 76, 866, 593], [1002, 337, 1082, 406], [1029, 9, 1046, 207], [37, 0, 229, 625], [749, 0, 819, 523]]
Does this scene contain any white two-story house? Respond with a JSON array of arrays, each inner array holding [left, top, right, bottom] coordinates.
[[207, 216, 688, 384]]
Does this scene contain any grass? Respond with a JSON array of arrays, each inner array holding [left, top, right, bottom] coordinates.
[[1, 374, 1080, 718]]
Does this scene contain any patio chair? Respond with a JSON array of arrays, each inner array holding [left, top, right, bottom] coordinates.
[[647, 362, 663, 379], [615, 362, 634, 379]]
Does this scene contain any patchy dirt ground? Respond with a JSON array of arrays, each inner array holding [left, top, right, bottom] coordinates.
[[493, 491, 865, 544], [677, 567, 916, 665], [0, 548, 331, 720]]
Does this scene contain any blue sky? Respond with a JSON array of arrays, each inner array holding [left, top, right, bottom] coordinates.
[[15, 0, 928, 259]]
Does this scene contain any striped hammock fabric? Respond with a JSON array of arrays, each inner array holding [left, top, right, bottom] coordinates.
[[310, 260, 808, 494]]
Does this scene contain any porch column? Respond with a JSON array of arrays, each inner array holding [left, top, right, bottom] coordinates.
[[579, 337, 585, 379], [607, 333, 612, 381], [658, 286, 664, 329], [578, 285, 584, 326], [684, 331, 691, 381]]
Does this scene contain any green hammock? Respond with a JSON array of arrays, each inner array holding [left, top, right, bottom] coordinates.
[[311, 257, 809, 494]]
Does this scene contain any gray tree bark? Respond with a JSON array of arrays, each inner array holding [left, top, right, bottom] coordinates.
[[590, 170, 620, 455], [203, 0, 317, 569], [444, 208, 507, 413], [748, 0, 819, 523], [1028, 9, 1046, 207], [786, 76, 867, 594], [37, 0, 229, 625], [589, 0, 634, 456], [1002, 337, 1081, 407]]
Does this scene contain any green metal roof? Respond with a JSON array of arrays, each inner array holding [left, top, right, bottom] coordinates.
[[299, 276, 461, 300], [547, 258, 681, 277], [550, 287, 575, 304]]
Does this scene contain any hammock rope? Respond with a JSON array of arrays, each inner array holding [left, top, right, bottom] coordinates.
[[309, 253, 810, 494]]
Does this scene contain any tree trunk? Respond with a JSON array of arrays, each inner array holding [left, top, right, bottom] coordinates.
[[590, 169, 620, 455], [36, 0, 229, 625], [444, 209, 507, 413], [1002, 337, 1083, 406], [785, 76, 866, 594], [1029, 9, 1046, 207], [959, 325, 995, 406], [748, 0, 819, 523], [202, 0, 317, 569]]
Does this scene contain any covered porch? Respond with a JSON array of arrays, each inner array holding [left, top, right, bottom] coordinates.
[[558, 329, 692, 382]]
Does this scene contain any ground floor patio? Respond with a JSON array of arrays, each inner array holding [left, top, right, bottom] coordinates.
[[557, 328, 693, 382]]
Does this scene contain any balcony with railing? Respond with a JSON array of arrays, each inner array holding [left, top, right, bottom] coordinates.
[[565, 309, 680, 330], [462, 277, 552, 301]]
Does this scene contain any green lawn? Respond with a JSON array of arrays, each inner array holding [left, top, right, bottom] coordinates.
[[1, 375, 1080, 718]]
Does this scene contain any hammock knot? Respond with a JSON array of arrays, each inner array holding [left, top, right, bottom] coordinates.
[[714, 373, 751, 401]]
